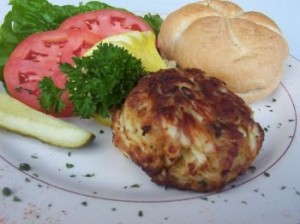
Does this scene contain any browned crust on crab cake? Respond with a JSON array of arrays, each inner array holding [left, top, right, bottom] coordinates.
[[112, 68, 264, 192]]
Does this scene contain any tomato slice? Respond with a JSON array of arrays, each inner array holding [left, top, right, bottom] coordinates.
[[4, 30, 101, 117], [59, 9, 152, 38]]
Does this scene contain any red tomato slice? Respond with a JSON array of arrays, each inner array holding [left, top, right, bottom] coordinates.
[[59, 9, 152, 38], [4, 30, 101, 117]]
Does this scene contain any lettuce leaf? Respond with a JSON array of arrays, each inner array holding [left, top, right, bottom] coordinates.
[[142, 13, 163, 37]]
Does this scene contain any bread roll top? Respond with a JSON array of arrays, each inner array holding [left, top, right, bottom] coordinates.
[[158, 0, 289, 103]]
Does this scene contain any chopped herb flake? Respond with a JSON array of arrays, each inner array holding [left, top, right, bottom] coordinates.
[[81, 201, 87, 206], [2, 187, 12, 196], [31, 154, 38, 159], [130, 184, 140, 188], [33, 173, 39, 177], [138, 210, 144, 217], [263, 172, 270, 177], [280, 186, 287, 190], [13, 196, 21, 202], [248, 166, 256, 173], [200, 196, 208, 201], [19, 163, 31, 171], [84, 173, 95, 177], [66, 163, 74, 169]]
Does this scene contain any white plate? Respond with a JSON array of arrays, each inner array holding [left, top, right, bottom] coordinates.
[[0, 1, 300, 224]]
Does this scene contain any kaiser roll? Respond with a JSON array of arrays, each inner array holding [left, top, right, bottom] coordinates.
[[158, 0, 289, 103]]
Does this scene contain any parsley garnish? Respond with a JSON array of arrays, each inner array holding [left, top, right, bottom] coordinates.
[[39, 43, 145, 118], [38, 77, 66, 113]]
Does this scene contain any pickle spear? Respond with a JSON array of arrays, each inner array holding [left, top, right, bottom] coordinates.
[[0, 93, 94, 148]]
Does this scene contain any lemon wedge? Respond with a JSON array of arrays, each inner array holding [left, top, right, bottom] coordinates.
[[85, 31, 166, 72], [93, 113, 112, 127], [85, 31, 166, 126]]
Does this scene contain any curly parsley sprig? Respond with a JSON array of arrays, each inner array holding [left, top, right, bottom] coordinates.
[[39, 43, 146, 118], [38, 77, 65, 113]]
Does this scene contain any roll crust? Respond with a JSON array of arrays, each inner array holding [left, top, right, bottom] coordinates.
[[158, 0, 289, 103]]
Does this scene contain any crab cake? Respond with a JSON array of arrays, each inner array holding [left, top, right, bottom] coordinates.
[[112, 68, 264, 192]]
